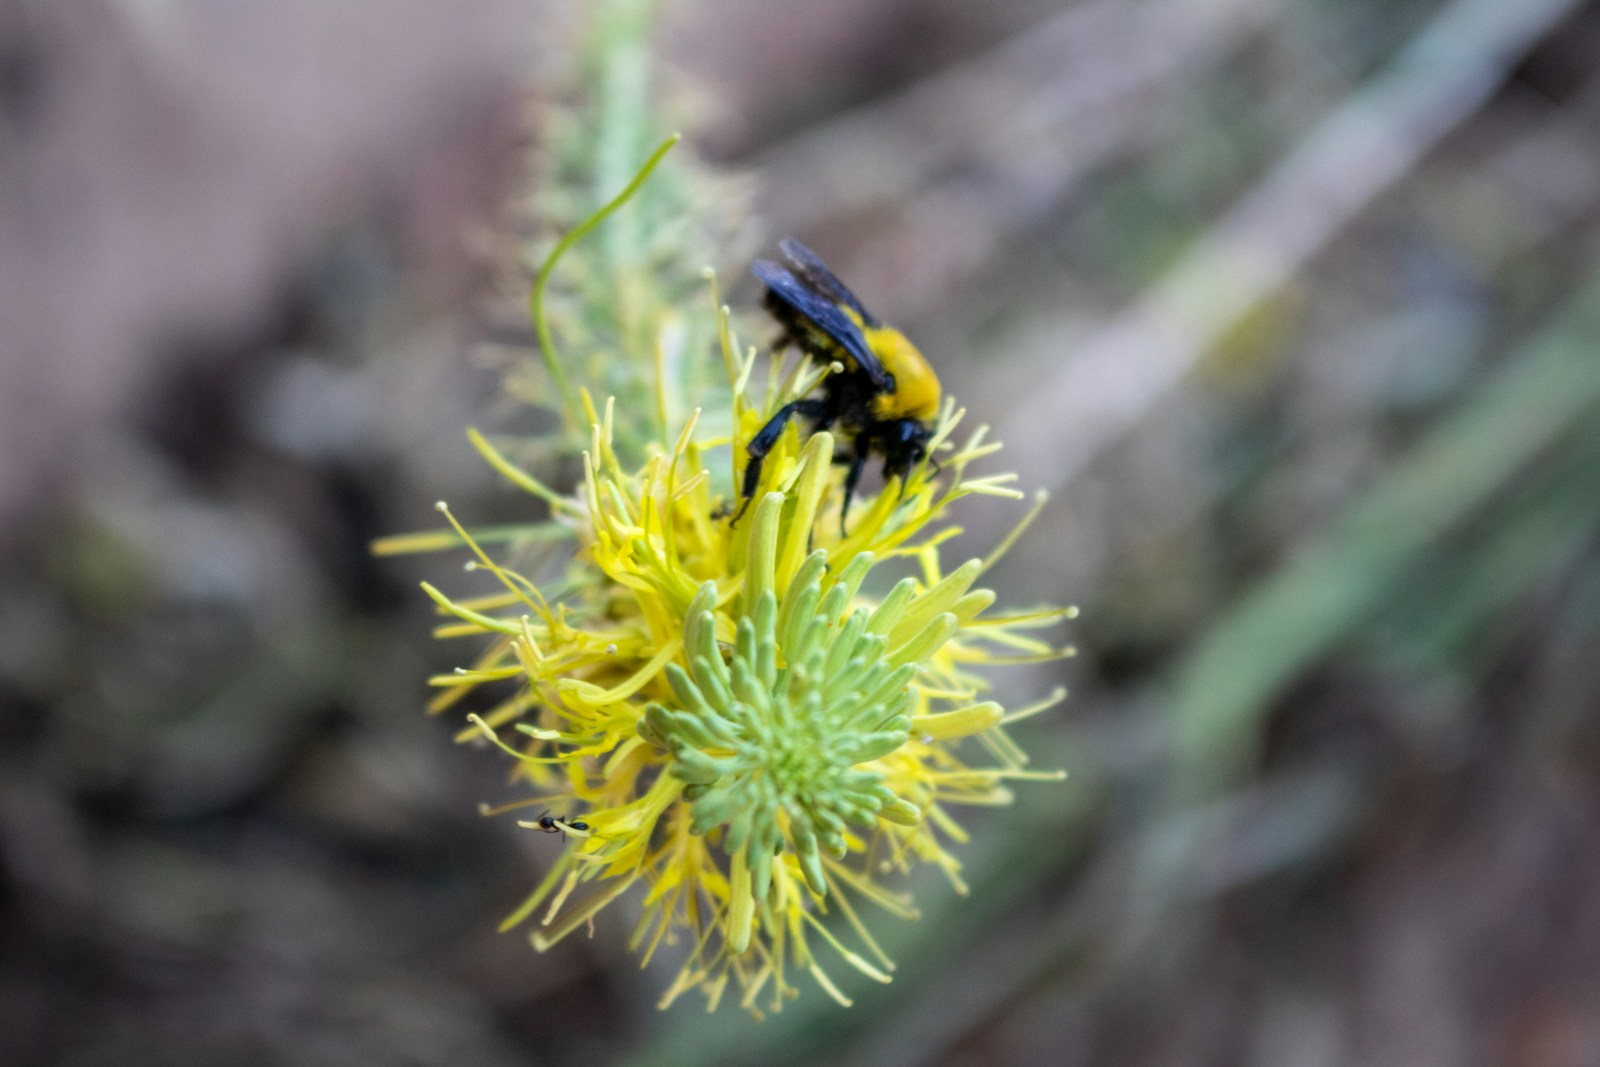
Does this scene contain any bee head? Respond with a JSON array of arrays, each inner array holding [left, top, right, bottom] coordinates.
[[879, 417, 934, 487], [897, 417, 933, 463]]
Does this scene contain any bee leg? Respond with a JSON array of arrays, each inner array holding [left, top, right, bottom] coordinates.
[[882, 451, 915, 505], [732, 398, 831, 526], [729, 492, 755, 527], [840, 438, 870, 535]]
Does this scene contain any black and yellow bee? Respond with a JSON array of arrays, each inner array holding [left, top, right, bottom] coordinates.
[[737, 238, 942, 530]]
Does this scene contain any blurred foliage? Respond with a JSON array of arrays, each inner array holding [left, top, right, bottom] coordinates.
[[485, 0, 753, 466], [1174, 261, 1600, 795], [4, 0, 1600, 1064]]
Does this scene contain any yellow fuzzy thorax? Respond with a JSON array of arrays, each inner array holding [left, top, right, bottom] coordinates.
[[835, 305, 941, 422], [863, 325, 942, 421]]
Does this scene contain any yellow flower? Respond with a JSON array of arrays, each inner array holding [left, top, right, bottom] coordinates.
[[379, 137, 1075, 1016]]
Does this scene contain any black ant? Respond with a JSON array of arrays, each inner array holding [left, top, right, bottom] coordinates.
[[528, 811, 589, 840]]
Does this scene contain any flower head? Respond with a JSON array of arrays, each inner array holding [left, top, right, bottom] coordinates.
[[380, 137, 1074, 1016]]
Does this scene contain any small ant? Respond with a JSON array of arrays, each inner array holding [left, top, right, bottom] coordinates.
[[526, 811, 589, 840]]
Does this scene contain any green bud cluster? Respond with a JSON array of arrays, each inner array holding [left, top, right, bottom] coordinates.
[[640, 548, 939, 901]]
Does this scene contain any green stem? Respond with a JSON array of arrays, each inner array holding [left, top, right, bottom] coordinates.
[[530, 132, 682, 432]]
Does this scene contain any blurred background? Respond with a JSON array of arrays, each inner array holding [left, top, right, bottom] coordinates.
[[4, 0, 1600, 1064]]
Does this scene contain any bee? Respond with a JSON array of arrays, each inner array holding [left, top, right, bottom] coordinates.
[[736, 238, 941, 531], [527, 811, 589, 840]]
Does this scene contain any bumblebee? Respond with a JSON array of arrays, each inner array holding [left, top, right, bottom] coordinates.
[[737, 238, 941, 530]]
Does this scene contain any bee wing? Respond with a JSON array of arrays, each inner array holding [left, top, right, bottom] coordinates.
[[753, 260, 892, 390], [776, 238, 879, 326]]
